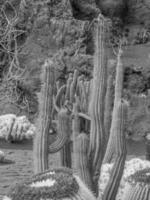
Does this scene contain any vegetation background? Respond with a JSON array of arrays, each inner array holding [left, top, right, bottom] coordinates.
[[1, 0, 150, 197]]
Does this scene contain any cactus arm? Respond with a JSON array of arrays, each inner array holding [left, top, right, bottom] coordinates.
[[48, 108, 71, 153], [72, 99, 81, 144], [70, 69, 79, 103], [33, 59, 55, 174], [54, 85, 66, 111], [53, 95, 60, 113], [72, 99, 81, 169], [76, 75, 84, 95], [78, 80, 87, 113], [102, 100, 127, 200], [78, 112, 91, 121], [88, 14, 107, 195], [65, 74, 73, 100]]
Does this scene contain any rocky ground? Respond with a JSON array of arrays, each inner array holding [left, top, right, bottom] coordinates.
[[0, 139, 146, 198], [0, 141, 60, 197]]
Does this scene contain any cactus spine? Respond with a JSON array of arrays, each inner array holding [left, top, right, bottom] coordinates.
[[103, 100, 128, 200], [33, 59, 55, 174], [88, 14, 107, 194], [103, 48, 124, 163]]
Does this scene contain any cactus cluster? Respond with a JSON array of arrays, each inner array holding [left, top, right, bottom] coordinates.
[[32, 13, 129, 199], [6, 13, 141, 200], [123, 168, 150, 200]]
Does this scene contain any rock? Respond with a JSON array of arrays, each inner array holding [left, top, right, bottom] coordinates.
[[0, 115, 16, 141], [0, 114, 36, 142], [0, 150, 5, 162]]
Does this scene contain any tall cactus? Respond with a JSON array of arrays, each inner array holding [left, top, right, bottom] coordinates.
[[102, 99, 128, 200], [104, 59, 116, 143], [88, 14, 107, 195], [33, 59, 55, 174], [60, 70, 79, 168], [103, 48, 124, 163]]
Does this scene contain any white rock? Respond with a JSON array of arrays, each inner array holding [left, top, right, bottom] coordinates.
[[0, 114, 36, 141], [0, 150, 5, 162], [0, 114, 16, 140], [2, 196, 12, 200]]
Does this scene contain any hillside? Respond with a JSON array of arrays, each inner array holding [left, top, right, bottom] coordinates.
[[0, 0, 150, 140]]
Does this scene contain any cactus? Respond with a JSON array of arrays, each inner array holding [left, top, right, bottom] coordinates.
[[103, 48, 124, 163], [54, 85, 66, 112], [102, 99, 128, 200], [65, 73, 73, 100], [103, 100, 128, 200], [60, 141, 72, 168], [113, 48, 124, 107], [70, 69, 79, 103], [123, 168, 150, 200], [104, 59, 116, 143], [5, 167, 96, 200], [88, 14, 107, 194], [33, 59, 55, 174], [72, 99, 92, 190], [49, 107, 71, 153], [72, 99, 81, 161], [53, 70, 78, 168], [74, 133, 93, 191]]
